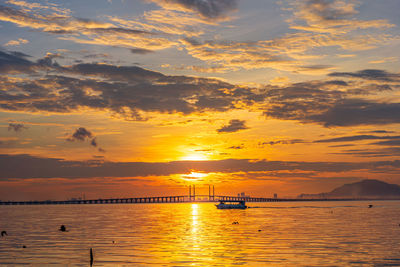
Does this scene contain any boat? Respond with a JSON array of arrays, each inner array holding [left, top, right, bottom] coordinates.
[[216, 200, 247, 209]]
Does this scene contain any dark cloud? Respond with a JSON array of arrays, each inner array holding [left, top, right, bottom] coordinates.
[[314, 134, 400, 143], [329, 69, 400, 82], [67, 127, 93, 142], [264, 84, 400, 126], [263, 81, 343, 124], [0, 51, 259, 120], [328, 144, 355, 148], [1, 154, 400, 180], [66, 128, 105, 152], [90, 137, 98, 147], [333, 147, 400, 158], [0, 50, 34, 74], [2, 49, 400, 128], [130, 48, 154, 54], [259, 139, 305, 146], [371, 140, 400, 146], [8, 123, 28, 132], [228, 144, 244, 149], [360, 130, 395, 134], [152, 0, 238, 20], [310, 99, 400, 127], [217, 119, 248, 133]]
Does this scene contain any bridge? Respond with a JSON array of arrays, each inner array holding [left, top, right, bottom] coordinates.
[[0, 195, 363, 205], [0, 185, 368, 205]]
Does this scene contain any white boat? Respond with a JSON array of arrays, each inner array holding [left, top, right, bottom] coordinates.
[[216, 200, 247, 209]]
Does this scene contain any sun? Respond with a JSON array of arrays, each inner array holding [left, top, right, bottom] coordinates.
[[180, 153, 209, 161]]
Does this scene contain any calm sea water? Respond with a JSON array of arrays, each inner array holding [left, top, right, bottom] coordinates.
[[1, 201, 400, 266]]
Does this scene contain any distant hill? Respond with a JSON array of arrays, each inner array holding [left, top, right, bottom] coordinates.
[[298, 179, 400, 199]]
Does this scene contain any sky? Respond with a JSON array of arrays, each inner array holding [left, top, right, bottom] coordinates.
[[1, 0, 400, 201]]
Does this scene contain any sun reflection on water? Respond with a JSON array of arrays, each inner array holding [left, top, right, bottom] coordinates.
[[190, 204, 199, 245]]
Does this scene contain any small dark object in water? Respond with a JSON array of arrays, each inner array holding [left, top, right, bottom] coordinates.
[[22, 245, 26, 248], [258, 229, 262, 232], [112, 240, 115, 244], [232, 221, 239, 225], [1, 231, 7, 237], [90, 248, 94, 266], [59, 225, 66, 232], [368, 204, 373, 208]]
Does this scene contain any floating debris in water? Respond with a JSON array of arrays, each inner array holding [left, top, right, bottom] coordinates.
[[22, 245, 26, 248], [59, 225, 66, 232], [368, 205, 373, 208], [1, 230, 7, 237], [232, 221, 239, 225]]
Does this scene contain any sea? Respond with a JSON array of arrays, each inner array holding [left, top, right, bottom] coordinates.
[[1, 201, 400, 266]]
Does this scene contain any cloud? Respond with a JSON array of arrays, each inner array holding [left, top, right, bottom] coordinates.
[[217, 119, 248, 133], [0, 50, 34, 73], [4, 38, 28, 46], [289, 0, 394, 34], [259, 139, 305, 146], [360, 130, 395, 134], [174, 0, 395, 73], [2, 50, 400, 128], [90, 137, 98, 147], [0, 3, 176, 51], [329, 69, 400, 82], [372, 140, 400, 146], [148, 0, 238, 20], [8, 123, 28, 132], [333, 147, 400, 158], [67, 127, 93, 142], [180, 29, 392, 73], [262, 75, 400, 127], [1, 0, 395, 75], [1, 154, 400, 180], [310, 99, 400, 127], [228, 144, 244, 149], [0, 50, 262, 120], [67, 127, 106, 152], [130, 48, 154, 54], [315, 134, 400, 143]]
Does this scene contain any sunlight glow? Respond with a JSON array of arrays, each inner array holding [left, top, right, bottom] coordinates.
[[180, 154, 209, 161], [181, 171, 208, 181]]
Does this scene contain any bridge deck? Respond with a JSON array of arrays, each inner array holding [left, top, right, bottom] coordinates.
[[0, 195, 367, 205]]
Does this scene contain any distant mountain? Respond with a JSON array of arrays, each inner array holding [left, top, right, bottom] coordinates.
[[298, 179, 400, 199]]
